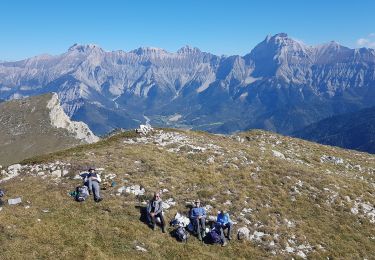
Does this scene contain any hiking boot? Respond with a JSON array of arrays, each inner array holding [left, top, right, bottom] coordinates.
[[95, 197, 103, 202], [198, 233, 202, 241], [162, 227, 166, 233], [89, 190, 92, 195], [227, 235, 232, 241], [152, 224, 156, 231], [222, 241, 228, 247]]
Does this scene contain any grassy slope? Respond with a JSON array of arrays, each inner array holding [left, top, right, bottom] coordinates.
[[0, 129, 374, 259], [0, 93, 84, 166]]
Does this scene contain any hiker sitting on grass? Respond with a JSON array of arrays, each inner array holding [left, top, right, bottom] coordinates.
[[87, 167, 102, 202], [147, 192, 166, 233], [216, 209, 233, 246], [190, 199, 206, 240]]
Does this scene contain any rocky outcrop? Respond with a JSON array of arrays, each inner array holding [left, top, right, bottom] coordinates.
[[47, 93, 98, 143]]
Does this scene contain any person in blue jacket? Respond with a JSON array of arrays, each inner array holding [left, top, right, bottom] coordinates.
[[216, 209, 233, 246], [190, 199, 206, 240]]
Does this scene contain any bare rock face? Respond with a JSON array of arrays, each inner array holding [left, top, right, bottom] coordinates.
[[0, 93, 99, 166], [46, 93, 99, 143]]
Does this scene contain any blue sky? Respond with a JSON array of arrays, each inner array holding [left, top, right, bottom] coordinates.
[[0, 0, 374, 60]]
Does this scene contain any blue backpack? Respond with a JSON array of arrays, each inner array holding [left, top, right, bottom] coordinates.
[[209, 228, 221, 244]]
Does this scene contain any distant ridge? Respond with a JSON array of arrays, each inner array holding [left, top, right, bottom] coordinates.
[[293, 106, 375, 154]]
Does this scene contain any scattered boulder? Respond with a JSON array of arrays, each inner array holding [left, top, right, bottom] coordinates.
[[162, 198, 176, 210], [136, 124, 153, 135], [8, 164, 22, 172], [51, 170, 62, 178], [206, 156, 215, 164], [135, 245, 148, 252], [272, 150, 285, 159], [250, 230, 265, 242], [320, 155, 344, 165], [8, 197, 22, 205], [237, 226, 250, 240], [117, 185, 145, 196]]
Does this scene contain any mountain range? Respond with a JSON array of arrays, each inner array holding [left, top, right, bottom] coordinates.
[[0, 33, 374, 137]]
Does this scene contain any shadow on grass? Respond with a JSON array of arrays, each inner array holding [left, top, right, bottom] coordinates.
[[135, 205, 164, 232], [135, 205, 149, 227]]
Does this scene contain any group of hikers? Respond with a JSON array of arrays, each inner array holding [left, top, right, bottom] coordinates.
[[147, 192, 233, 246], [75, 168, 233, 246]]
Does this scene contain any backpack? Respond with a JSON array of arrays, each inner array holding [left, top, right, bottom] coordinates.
[[174, 226, 189, 243], [0, 189, 4, 197], [209, 228, 221, 244], [76, 186, 89, 202]]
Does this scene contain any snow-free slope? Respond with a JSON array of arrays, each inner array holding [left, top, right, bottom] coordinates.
[[0, 93, 98, 166], [293, 106, 375, 154], [0, 129, 374, 259]]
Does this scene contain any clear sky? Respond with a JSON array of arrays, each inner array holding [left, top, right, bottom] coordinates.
[[1, 0, 374, 61]]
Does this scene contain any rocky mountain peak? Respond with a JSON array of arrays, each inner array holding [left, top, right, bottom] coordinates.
[[130, 47, 168, 56], [68, 43, 103, 53], [247, 33, 311, 78], [177, 45, 201, 54]]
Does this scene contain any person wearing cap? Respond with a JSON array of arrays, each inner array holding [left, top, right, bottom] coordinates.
[[190, 199, 206, 240], [216, 209, 233, 246], [87, 167, 102, 202], [147, 192, 166, 233]]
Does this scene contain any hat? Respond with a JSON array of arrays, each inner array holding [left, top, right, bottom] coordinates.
[[88, 167, 96, 171]]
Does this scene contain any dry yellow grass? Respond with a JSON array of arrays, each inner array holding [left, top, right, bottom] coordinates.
[[0, 129, 374, 259]]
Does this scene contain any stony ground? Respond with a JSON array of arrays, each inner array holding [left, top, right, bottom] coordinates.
[[0, 129, 374, 259]]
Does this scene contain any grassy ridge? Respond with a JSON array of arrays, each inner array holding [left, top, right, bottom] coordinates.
[[1, 129, 374, 259]]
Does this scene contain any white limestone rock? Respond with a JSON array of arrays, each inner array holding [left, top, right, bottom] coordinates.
[[47, 93, 99, 143], [272, 150, 286, 159], [237, 226, 250, 240]]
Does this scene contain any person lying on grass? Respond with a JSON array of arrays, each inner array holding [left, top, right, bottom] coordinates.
[[86, 167, 103, 202]]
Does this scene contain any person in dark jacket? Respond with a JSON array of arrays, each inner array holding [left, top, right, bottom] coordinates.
[[190, 199, 206, 240], [147, 192, 166, 233]]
